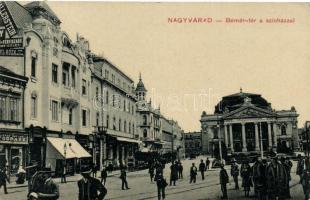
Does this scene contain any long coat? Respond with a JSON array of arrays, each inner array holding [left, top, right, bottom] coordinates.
[[265, 161, 288, 197], [170, 164, 178, 181], [78, 177, 107, 200]]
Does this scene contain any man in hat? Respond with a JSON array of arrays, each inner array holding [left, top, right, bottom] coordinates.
[[28, 171, 59, 200], [120, 166, 130, 190], [252, 157, 265, 200], [297, 154, 305, 182], [190, 163, 198, 184], [78, 168, 107, 200], [199, 159, 206, 180], [230, 158, 239, 190], [0, 167, 9, 194], [100, 166, 108, 186], [219, 163, 229, 199], [155, 171, 168, 200]]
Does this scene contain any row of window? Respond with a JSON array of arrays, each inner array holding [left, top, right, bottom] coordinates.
[[95, 87, 135, 115], [96, 112, 135, 134], [104, 69, 132, 93], [142, 115, 161, 127], [0, 96, 19, 121]]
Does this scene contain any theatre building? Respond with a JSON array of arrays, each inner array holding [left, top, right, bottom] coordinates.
[[200, 89, 299, 156], [0, 67, 28, 174]]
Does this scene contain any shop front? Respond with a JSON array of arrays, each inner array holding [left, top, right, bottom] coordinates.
[[46, 137, 91, 176], [0, 130, 28, 175]]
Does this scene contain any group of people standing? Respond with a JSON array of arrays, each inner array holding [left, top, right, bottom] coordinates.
[[220, 154, 310, 200]]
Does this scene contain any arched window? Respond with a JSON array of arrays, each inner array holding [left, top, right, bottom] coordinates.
[[143, 115, 147, 125], [281, 125, 286, 135], [119, 119, 122, 131], [106, 115, 109, 128], [143, 129, 147, 138], [31, 92, 37, 118]]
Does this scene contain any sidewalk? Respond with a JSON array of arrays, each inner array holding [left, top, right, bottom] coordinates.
[[7, 170, 121, 189]]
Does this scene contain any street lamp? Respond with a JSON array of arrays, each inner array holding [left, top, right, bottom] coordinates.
[[217, 122, 223, 162]]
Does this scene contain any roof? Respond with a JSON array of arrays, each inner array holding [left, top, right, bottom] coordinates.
[[1, 2, 33, 28], [0, 66, 28, 83], [214, 89, 271, 114], [136, 73, 147, 92], [93, 56, 134, 83], [24, 1, 61, 25]]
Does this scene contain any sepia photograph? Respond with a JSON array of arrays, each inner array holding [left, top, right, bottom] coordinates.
[[0, 1, 310, 200]]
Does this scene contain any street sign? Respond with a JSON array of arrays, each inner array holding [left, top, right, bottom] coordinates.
[[0, 37, 23, 48], [0, 48, 24, 56], [0, 2, 18, 38]]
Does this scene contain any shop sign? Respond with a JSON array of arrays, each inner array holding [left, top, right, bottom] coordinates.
[[0, 133, 28, 144], [0, 37, 23, 48], [0, 48, 24, 56], [0, 2, 18, 38]]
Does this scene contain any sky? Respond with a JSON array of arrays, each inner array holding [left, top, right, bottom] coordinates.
[[43, 2, 310, 132]]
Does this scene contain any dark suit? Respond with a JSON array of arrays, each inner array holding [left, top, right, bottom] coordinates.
[[0, 170, 9, 194], [78, 177, 107, 200]]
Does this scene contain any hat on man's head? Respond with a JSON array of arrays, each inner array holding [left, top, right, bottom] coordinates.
[[231, 158, 236, 162]]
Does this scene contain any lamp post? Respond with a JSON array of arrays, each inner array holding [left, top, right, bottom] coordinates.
[[217, 122, 223, 163]]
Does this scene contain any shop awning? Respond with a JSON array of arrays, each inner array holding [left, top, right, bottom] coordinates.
[[116, 137, 142, 144], [47, 137, 91, 159]]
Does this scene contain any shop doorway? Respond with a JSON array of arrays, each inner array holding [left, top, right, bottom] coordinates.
[[10, 147, 23, 174]]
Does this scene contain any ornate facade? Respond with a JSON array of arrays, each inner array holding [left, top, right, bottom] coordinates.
[[200, 89, 299, 156]]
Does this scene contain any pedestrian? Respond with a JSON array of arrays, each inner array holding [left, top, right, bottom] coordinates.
[[149, 163, 155, 182], [301, 169, 310, 200], [78, 168, 107, 200], [199, 159, 206, 180], [0, 167, 9, 194], [108, 162, 113, 173], [101, 166, 107, 186], [206, 158, 210, 170], [120, 167, 130, 190], [219, 163, 229, 199], [155, 171, 168, 200], [282, 157, 293, 199], [240, 160, 252, 197], [190, 163, 197, 184], [278, 157, 289, 200], [169, 161, 178, 186], [92, 164, 98, 178], [61, 163, 67, 184], [252, 157, 265, 200], [297, 154, 305, 182], [178, 161, 183, 179], [230, 158, 239, 190], [266, 154, 288, 200], [28, 170, 59, 200]]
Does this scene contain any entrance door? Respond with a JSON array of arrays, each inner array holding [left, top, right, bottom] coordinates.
[[10, 146, 23, 174]]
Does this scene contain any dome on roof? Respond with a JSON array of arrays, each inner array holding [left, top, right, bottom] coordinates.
[[214, 89, 271, 114], [136, 73, 147, 92]]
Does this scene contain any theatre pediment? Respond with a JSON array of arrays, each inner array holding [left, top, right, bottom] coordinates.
[[224, 106, 275, 119]]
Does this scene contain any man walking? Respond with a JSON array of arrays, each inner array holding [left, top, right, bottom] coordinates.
[[301, 169, 310, 200], [220, 163, 229, 199], [155, 171, 168, 200], [78, 168, 107, 200], [297, 155, 305, 182], [190, 163, 197, 183], [206, 158, 210, 171], [230, 159, 239, 190], [149, 163, 155, 182], [0, 167, 9, 194], [169, 161, 178, 186], [177, 161, 183, 179], [120, 167, 130, 190], [101, 166, 107, 186], [252, 157, 265, 199], [199, 159, 206, 180], [61, 163, 66, 184]]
